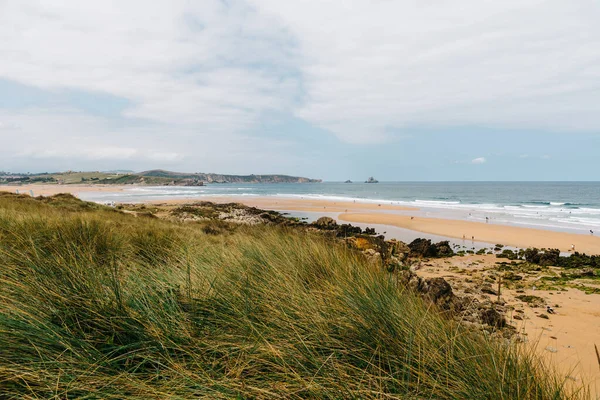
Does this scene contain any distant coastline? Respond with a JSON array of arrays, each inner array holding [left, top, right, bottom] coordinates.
[[0, 169, 322, 186]]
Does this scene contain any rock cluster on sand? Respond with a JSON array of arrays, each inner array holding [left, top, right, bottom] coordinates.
[[398, 268, 508, 331], [167, 202, 299, 225], [408, 238, 454, 258]]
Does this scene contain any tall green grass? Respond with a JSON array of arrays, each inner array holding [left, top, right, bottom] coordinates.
[[0, 194, 581, 398]]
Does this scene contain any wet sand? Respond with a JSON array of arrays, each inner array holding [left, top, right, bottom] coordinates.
[[2, 185, 599, 254], [339, 212, 600, 255], [153, 196, 417, 212]]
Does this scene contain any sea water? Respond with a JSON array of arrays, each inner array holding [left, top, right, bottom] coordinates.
[[79, 181, 600, 234]]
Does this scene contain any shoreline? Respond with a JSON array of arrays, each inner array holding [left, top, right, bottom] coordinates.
[[154, 195, 600, 254], [0, 184, 124, 196], [2, 184, 600, 255], [2, 184, 599, 393], [339, 212, 600, 255]]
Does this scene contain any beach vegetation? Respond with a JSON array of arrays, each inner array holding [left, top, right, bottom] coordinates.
[[497, 249, 520, 260], [0, 193, 581, 399]]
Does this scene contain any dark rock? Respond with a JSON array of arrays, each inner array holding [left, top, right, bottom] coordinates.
[[364, 227, 376, 235], [422, 277, 453, 303], [503, 272, 523, 281], [398, 269, 512, 331], [538, 314, 550, 319], [336, 224, 363, 237], [481, 308, 507, 328], [435, 241, 454, 257], [481, 284, 498, 295], [388, 239, 410, 257], [408, 238, 454, 258], [409, 238, 437, 257], [398, 272, 461, 313], [539, 249, 560, 266], [496, 249, 519, 260], [524, 248, 541, 264], [515, 295, 545, 307], [314, 216, 337, 229], [521, 247, 600, 269]]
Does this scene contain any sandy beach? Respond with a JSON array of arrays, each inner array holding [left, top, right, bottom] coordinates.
[[0, 184, 124, 196], [339, 212, 600, 255], [152, 196, 417, 212], [2, 184, 600, 255], [420, 255, 600, 396], [3, 184, 600, 395], [154, 195, 600, 255]]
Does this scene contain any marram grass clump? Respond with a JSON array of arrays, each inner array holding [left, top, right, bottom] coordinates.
[[0, 194, 582, 399]]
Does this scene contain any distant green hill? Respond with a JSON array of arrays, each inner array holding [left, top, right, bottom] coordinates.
[[137, 169, 321, 183], [0, 169, 321, 185]]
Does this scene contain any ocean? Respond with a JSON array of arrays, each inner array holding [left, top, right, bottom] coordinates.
[[78, 182, 600, 234]]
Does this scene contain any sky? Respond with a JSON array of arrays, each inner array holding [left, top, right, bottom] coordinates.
[[1, 0, 599, 181]]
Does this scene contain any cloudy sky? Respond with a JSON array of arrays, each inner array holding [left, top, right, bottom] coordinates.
[[1, 0, 599, 180]]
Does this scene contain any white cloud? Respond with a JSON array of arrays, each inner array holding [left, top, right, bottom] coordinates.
[[1, 0, 599, 167], [18, 147, 183, 162], [253, 0, 600, 142], [0, 108, 305, 173], [471, 157, 486, 164], [0, 1, 305, 171], [0, 1, 299, 132]]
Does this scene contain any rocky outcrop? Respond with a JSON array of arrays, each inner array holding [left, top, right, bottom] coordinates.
[[397, 268, 508, 330], [168, 202, 300, 225], [523, 248, 560, 266], [310, 218, 373, 237], [399, 271, 461, 313], [480, 308, 507, 328], [314, 217, 337, 229], [500, 247, 600, 269], [408, 239, 454, 258]]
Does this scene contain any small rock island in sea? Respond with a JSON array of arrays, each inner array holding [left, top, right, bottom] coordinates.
[[344, 180, 353, 183], [365, 177, 379, 183]]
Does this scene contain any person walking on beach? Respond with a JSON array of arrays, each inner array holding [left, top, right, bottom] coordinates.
[[571, 244, 575, 252]]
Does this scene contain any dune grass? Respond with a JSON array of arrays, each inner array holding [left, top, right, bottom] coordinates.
[[0, 194, 582, 398]]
